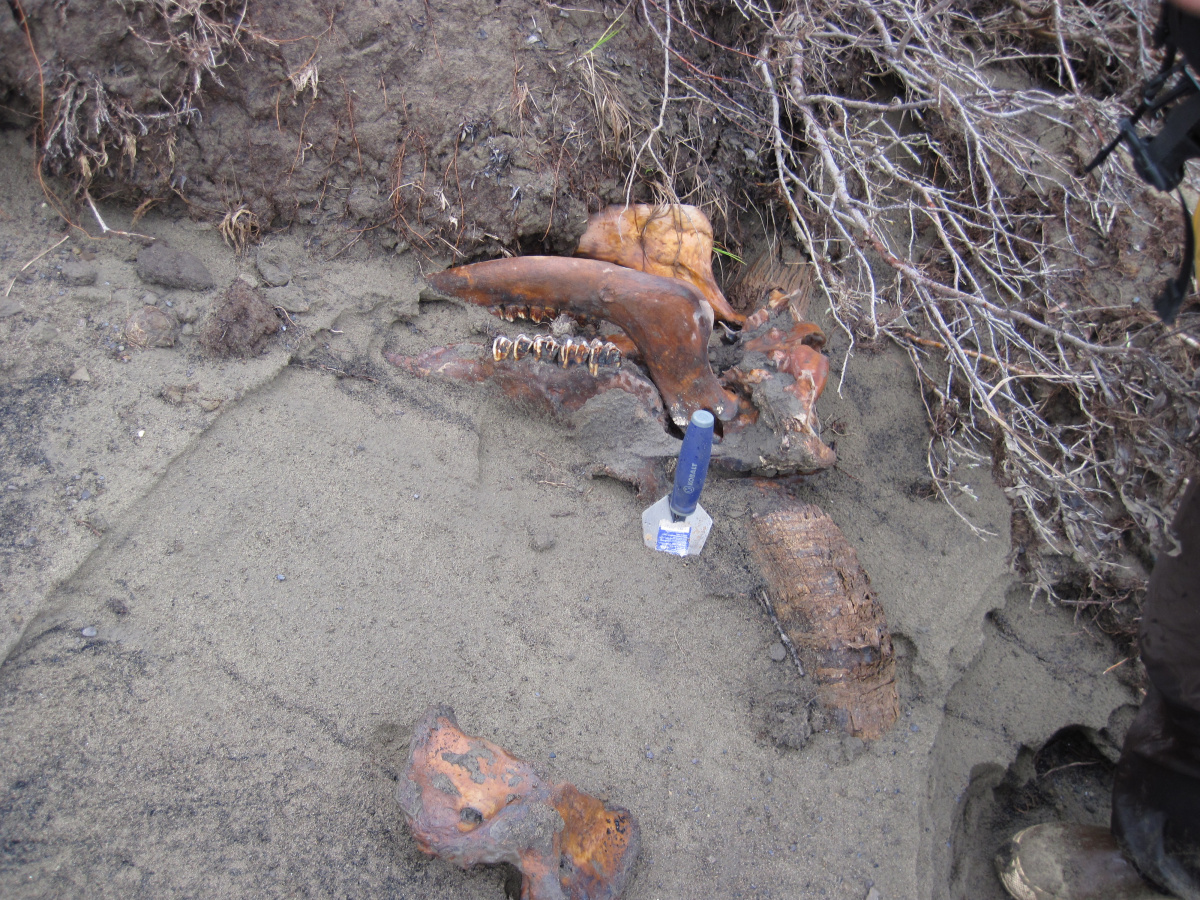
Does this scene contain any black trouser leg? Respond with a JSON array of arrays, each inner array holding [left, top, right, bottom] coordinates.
[[1112, 479, 1200, 900]]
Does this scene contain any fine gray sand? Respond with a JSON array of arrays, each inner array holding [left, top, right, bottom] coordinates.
[[0, 131, 1140, 899]]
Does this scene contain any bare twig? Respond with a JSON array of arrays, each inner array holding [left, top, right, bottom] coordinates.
[[5, 235, 69, 297], [633, 0, 1197, 613], [85, 193, 155, 242]]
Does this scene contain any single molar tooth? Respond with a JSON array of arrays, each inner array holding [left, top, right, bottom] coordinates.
[[531, 334, 553, 361], [604, 342, 623, 369], [512, 334, 534, 360], [492, 336, 513, 361]]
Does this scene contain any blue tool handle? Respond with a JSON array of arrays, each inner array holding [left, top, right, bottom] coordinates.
[[669, 410, 715, 519]]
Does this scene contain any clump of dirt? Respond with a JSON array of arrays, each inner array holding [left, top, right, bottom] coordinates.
[[200, 281, 279, 357]]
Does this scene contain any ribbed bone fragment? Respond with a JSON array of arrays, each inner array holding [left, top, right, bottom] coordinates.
[[749, 502, 899, 740]]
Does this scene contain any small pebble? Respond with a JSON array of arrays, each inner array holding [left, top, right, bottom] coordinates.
[[529, 531, 556, 553], [645, 750, 654, 760], [80, 489, 91, 500], [276, 574, 286, 581], [81, 626, 97, 638], [548, 752, 556, 759], [768, 641, 787, 662], [413, 493, 420, 500], [692, 758, 700, 765]]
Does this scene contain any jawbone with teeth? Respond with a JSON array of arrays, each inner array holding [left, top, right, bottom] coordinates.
[[425, 256, 738, 428]]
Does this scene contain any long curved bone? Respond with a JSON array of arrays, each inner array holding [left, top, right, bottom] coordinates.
[[426, 256, 738, 427], [575, 204, 746, 326], [398, 705, 640, 900]]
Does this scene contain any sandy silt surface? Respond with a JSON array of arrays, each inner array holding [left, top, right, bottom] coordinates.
[[0, 132, 1140, 899]]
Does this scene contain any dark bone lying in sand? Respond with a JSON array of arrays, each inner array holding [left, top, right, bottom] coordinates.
[[411, 226, 836, 489], [749, 501, 900, 741], [387, 326, 834, 499]]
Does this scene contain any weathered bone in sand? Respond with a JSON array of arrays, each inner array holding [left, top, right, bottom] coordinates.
[[387, 343, 679, 498], [398, 705, 640, 900], [575, 204, 746, 326], [386, 343, 664, 427], [722, 320, 836, 474], [426, 256, 738, 428], [749, 503, 899, 741]]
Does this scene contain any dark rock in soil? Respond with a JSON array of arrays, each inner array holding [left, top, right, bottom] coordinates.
[[137, 244, 215, 292], [256, 248, 291, 287]]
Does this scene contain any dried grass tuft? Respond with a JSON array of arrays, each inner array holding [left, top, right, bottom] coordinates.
[[218, 204, 261, 254]]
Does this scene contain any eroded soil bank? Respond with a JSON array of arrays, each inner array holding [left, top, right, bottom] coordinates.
[[1, 0, 766, 259]]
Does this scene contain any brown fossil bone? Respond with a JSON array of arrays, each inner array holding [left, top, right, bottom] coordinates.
[[426, 256, 738, 427], [748, 502, 899, 740], [398, 705, 640, 900], [386, 342, 663, 425], [574, 204, 745, 326], [386, 343, 674, 498], [721, 319, 836, 475]]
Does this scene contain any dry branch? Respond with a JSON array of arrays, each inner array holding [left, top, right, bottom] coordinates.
[[628, 0, 1198, 615]]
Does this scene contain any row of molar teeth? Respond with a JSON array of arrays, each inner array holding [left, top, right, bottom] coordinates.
[[491, 334, 622, 376], [494, 305, 559, 324]]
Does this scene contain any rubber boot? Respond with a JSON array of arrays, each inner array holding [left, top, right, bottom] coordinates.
[[995, 822, 1167, 900]]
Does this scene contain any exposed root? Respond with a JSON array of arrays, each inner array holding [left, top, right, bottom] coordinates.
[[630, 0, 1198, 620], [24, 0, 261, 209]]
